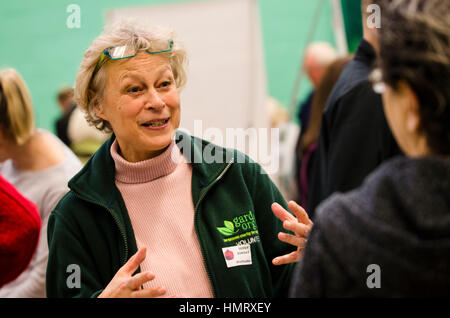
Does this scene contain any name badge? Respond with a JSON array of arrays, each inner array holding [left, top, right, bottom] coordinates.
[[222, 244, 252, 268]]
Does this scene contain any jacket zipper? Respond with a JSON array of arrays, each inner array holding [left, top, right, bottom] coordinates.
[[107, 209, 129, 265], [194, 158, 234, 298], [72, 158, 233, 292], [71, 191, 129, 265]]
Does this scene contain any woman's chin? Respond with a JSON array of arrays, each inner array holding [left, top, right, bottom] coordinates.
[[142, 133, 174, 151]]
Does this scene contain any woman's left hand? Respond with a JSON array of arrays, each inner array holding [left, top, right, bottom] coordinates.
[[271, 201, 313, 265]]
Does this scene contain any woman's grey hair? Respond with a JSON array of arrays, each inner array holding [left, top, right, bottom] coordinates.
[[74, 19, 188, 132]]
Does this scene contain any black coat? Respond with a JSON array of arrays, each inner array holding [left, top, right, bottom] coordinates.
[[307, 39, 402, 217], [291, 156, 450, 297], [55, 103, 76, 147]]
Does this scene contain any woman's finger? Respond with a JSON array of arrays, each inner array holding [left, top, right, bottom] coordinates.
[[278, 232, 308, 248], [127, 272, 155, 290], [120, 247, 147, 275], [131, 286, 167, 298], [271, 203, 296, 223], [272, 251, 300, 266], [283, 221, 311, 238], [288, 201, 313, 226]]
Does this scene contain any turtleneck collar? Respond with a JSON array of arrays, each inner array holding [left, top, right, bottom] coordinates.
[[110, 139, 181, 184]]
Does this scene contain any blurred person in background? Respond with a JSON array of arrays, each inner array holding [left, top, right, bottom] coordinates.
[[267, 97, 299, 202], [0, 173, 41, 288], [46, 20, 311, 298], [297, 42, 338, 131], [289, 0, 450, 296], [0, 68, 82, 297], [307, 0, 402, 217], [297, 56, 352, 210], [55, 86, 110, 164], [294, 42, 338, 202], [66, 105, 110, 164], [55, 87, 76, 147]]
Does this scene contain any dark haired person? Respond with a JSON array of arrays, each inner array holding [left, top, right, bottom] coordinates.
[[307, 0, 402, 217], [289, 0, 450, 296], [55, 87, 76, 147]]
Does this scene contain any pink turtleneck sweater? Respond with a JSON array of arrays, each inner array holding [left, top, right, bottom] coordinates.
[[110, 139, 213, 298]]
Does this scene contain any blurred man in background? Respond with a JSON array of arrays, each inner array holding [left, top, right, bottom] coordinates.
[[294, 42, 338, 202], [55, 87, 76, 147], [55, 86, 109, 164], [307, 0, 402, 217], [297, 56, 352, 209], [297, 42, 338, 131]]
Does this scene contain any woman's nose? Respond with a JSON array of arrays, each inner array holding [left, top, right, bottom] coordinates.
[[144, 90, 165, 110]]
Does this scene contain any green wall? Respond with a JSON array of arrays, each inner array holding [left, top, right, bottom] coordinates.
[[0, 0, 336, 132], [341, 0, 363, 53]]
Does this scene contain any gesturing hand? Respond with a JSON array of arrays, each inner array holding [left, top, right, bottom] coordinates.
[[98, 247, 167, 298], [271, 201, 313, 265]]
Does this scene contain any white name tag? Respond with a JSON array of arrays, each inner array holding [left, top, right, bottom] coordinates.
[[222, 244, 252, 268]]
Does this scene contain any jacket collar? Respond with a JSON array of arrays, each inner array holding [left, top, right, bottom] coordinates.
[[354, 38, 377, 68], [68, 130, 233, 208]]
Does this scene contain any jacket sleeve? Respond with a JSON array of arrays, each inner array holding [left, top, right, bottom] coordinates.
[[46, 207, 104, 298], [289, 198, 357, 298], [246, 161, 296, 297], [288, 222, 326, 297]]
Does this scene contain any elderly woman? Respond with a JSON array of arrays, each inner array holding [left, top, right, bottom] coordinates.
[[287, 0, 450, 296], [46, 21, 312, 298], [0, 68, 82, 297]]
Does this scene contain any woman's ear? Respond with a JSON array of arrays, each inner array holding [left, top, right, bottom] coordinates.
[[401, 82, 421, 134], [89, 89, 107, 121]]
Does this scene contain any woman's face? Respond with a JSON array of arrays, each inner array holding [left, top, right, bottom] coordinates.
[[96, 52, 180, 162]]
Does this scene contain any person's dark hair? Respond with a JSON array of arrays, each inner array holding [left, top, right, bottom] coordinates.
[[378, 0, 450, 155], [300, 56, 352, 155]]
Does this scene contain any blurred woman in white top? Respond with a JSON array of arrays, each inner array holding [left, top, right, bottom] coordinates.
[[0, 68, 82, 297]]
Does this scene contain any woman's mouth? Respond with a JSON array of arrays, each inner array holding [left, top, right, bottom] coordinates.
[[140, 118, 170, 130]]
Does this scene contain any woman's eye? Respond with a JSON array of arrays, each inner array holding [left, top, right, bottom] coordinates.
[[127, 86, 142, 93], [160, 81, 172, 88]]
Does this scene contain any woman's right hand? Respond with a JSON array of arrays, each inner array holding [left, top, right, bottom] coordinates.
[[98, 247, 167, 298]]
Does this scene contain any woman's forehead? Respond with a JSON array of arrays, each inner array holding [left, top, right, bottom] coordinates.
[[107, 53, 172, 77]]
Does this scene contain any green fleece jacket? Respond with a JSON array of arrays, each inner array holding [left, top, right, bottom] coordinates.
[[46, 131, 294, 298]]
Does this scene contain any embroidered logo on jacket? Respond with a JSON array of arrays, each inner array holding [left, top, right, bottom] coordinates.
[[216, 220, 239, 237], [217, 211, 260, 245]]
